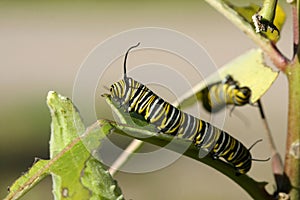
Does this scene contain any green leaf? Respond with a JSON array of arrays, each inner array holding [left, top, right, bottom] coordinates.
[[4, 91, 123, 200], [47, 91, 86, 158], [178, 49, 279, 109], [226, 1, 286, 42], [81, 158, 124, 200], [48, 91, 123, 200], [228, 3, 261, 23]]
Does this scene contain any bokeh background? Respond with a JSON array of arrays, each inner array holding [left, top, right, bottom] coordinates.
[[0, 0, 292, 199]]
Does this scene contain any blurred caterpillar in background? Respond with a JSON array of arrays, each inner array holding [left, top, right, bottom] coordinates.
[[201, 75, 252, 113]]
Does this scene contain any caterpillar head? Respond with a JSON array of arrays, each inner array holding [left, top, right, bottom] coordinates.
[[233, 150, 252, 175], [235, 158, 252, 175], [234, 86, 252, 105], [110, 79, 126, 102]]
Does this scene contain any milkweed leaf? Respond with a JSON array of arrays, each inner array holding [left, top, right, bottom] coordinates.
[[48, 91, 86, 158], [4, 91, 123, 200], [81, 158, 124, 200]]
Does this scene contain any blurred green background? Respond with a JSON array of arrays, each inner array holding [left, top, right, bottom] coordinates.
[[0, 0, 291, 199]]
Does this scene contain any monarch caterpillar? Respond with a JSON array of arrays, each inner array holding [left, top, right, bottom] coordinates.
[[109, 43, 253, 175], [201, 75, 252, 113]]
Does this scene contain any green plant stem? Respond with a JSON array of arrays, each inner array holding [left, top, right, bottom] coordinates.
[[281, 2, 300, 199], [297, 0, 300, 59], [259, 0, 278, 22], [284, 58, 300, 199], [205, 0, 289, 71]]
